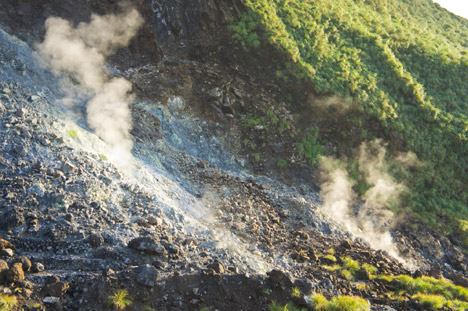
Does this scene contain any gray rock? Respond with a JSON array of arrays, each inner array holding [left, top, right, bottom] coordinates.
[[61, 161, 78, 174], [207, 260, 225, 274], [32, 262, 45, 273], [89, 233, 104, 248], [128, 237, 167, 256], [136, 265, 159, 287], [0, 248, 14, 257], [43, 296, 60, 304]]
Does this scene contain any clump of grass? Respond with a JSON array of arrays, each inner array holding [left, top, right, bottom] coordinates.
[[323, 254, 337, 262], [310, 294, 370, 311], [98, 153, 108, 161], [291, 287, 301, 298], [412, 294, 446, 309], [108, 289, 131, 310], [323, 264, 341, 271], [269, 301, 307, 311], [342, 269, 354, 281], [385, 275, 468, 300], [310, 294, 329, 310], [361, 264, 377, 275], [343, 257, 360, 274], [0, 294, 17, 311], [66, 129, 78, 138]]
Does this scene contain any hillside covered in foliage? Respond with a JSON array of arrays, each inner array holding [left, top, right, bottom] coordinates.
[[230, 0, 468, 241]]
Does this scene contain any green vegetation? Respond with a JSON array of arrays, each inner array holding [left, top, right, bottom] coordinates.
[[108, 289, 131, 311], [343, 257, 359, 274], [291, 287, 301, 298], [296, 129, 325, 166], [269, 301, 307, 311], [66, 129, 78, 138], [378, 274, 468, 309], [0, 294, 17, 311], [380, 275, 468, 300], [310, 294, 370, 311], [98, 153, 108, 161], [231, 0, 468, 242]]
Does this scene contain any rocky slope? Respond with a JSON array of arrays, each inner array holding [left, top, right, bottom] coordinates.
[[0, 1, 468, 311]]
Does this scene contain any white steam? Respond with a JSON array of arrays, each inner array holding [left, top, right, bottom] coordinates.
[[37, 9, 143, 164], [320, 140, 408, 263]]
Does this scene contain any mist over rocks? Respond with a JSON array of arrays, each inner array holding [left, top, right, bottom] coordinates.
[[0, 1, 467, 310], [37, 8, 143, 165]]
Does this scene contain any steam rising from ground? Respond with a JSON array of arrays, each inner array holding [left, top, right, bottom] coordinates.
[[320, 140, 408, 262], [37, 8, 143, 164]]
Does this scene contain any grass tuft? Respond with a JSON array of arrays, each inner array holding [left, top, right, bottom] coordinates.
[[0, 294, 17, 311], [108, 289, 131, 311]]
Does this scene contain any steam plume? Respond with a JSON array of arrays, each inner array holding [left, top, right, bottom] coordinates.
[[320, 141, 407, 262], [37, 8, 143, 163]]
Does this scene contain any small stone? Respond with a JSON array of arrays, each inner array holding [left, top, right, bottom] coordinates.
[[0, 238, 15, 250], [15, 108, 27, 117], [30, 95, 41, 102], [193, 288, 199, 295], [279, 210, 290, 218], [0, 260, 8, 271], [146, 216, 163, 226], [3, 88, 11, 94], [0, 248, 14, 257], [89, 233, 104, 248], [340, 240, 352, 249], [207, 260, 225, 274], [267, 269, 286, 283], [102, 268, 115, 277], [32, 262, 45, 273], [43, 296, 60, 304], [61, 161, 78, 174]]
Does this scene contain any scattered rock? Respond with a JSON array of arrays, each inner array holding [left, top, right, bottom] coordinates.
[[13, 256, 31, 271]]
